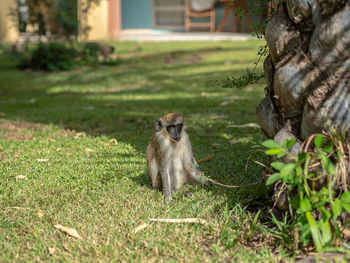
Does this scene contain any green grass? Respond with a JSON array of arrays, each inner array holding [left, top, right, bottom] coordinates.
[[0, 41, 289, 262]]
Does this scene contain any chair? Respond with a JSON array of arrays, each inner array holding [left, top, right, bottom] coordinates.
[[185, 0, 216, 32], [216, 0, 253, 32]]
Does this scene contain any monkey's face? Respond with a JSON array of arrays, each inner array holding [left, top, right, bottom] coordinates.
[[156, 113, 184, 142], [166, 123, 183, 141]]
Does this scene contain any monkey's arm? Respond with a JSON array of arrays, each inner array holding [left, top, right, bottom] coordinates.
[[160, 162, 172, 201], [184, 160, 207, 186]]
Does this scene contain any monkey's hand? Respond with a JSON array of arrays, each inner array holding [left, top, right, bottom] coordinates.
[[189, 158, 202, 173]]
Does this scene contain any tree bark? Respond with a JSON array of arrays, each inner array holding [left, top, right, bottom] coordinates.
[[257, 0, 350, 141]]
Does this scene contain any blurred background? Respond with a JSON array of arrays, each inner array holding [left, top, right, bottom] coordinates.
[[0, 0, 269, 43]]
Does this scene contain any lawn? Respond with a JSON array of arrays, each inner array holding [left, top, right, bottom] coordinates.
[[0, 40, 288, 262]]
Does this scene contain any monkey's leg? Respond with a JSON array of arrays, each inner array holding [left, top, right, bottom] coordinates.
[[148, 158, 161, 189]]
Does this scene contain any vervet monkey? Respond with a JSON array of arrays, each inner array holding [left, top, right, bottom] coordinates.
[[85, 43, 115, 60], [146, 113, 259, 201], [146, 113, 205, 201], [96, 43, 115, 60]]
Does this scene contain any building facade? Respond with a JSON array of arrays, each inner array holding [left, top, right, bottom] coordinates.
[[0, 0, 257, 42]]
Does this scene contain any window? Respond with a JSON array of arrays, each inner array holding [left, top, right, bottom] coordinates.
[[18, 0, 29, 33], [152, 0, 186, 30]]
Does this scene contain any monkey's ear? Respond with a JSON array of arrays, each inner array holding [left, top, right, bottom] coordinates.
[[155, 119, 162, 131]]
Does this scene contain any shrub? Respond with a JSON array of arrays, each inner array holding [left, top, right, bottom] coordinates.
[[23, 42, 78, 71], [80, 42, 100, 64], [263, 131, 350, 253], [19, 41, 118, 71]]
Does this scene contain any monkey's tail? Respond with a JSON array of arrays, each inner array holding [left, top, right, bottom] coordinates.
[[185, 163, 260, 188], [203, 175, 260, 189]]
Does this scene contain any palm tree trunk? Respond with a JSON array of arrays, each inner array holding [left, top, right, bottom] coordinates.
[[257, 1, 350, 142]]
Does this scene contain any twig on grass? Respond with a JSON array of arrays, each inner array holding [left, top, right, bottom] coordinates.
[[133, 223, 149, 234], [150, 218, 208, 225]]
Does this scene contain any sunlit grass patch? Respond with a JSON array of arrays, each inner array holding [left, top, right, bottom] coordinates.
[[0, 40, 287, 261]]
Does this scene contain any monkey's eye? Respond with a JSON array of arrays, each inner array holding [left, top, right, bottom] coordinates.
[[176, 124, 183, 132]]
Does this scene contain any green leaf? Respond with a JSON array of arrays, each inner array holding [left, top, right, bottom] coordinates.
[[262, 140, 282, 149], [291, 196, 300, 209], [340, 191, 350, 203], [298, 215, 312, 245], [280, 163, 296, 178], [342, 203, 350, 214], [266, 173, 281, 185], [306, 211, 323, 252], [276, 152, 287, 158], [314, 134, 324, 149], [323, 142, 333, 154], [270, 162, 284, 171], [266, 148, 284, 155], [319, 219, 332, 245], [298, 152, 306, 163], [318, 154, 335, 175], [337, 150, 343, 162], [307, 172, 315, 178], [285, 137, 296, 150], [341, 192, 350, 213], [332, 199, 342, 218], [299, 199, 312, 212], [319, 206, 331, 220], [252, 210, 261, 229]]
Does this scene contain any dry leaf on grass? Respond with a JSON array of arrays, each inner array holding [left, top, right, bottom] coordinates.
[[15, 175, 27, 180], [150, 218, 208, 225], [220, 101, 233, 106], [73, 132, 85, 139], [229, 139, 239, 144], [198, 155, 214, 163], [37, 210, 44, 219], [37, 158, 49, 162], [227, 123, 260, 128], [109, 138, 118, 145], [133, 223, 149, 234], [342, 228, 350, 238], [54, 224, 82, 239], [210, 115, 227, 119], [48, 247, 56, 255], [84, 148, 94, 153]]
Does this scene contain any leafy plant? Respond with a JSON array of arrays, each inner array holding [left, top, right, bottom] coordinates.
[[19, 41, 114, 71], [222, 67, 264, 89], [262, 133, 350, 252], [22, 42, 78, 71], [80, 42, 100, 64], [220, 0, 272, 89]]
